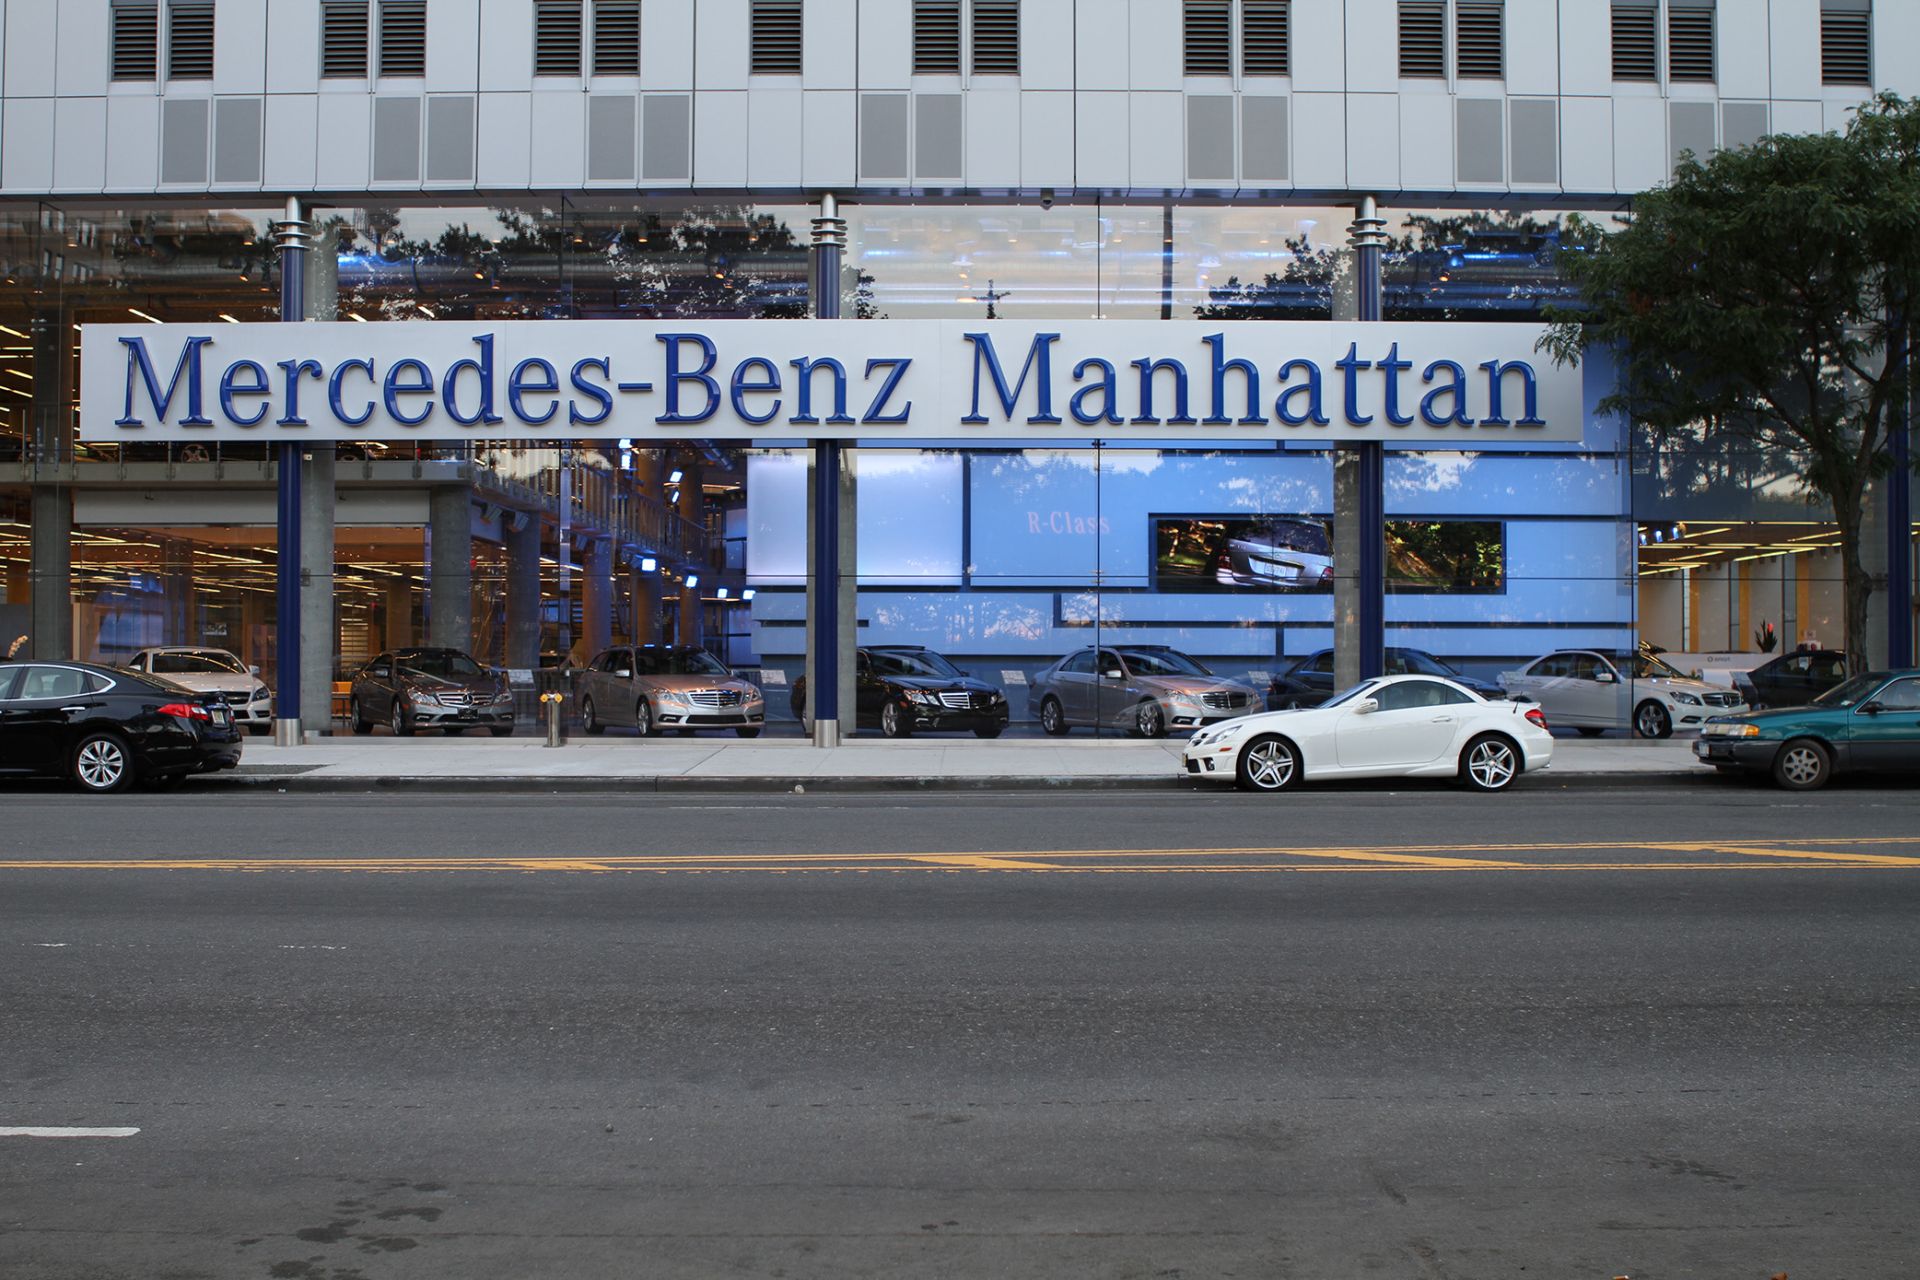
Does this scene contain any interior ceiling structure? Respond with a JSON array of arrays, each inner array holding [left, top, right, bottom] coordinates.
[[1635, 520, 1888, 576]]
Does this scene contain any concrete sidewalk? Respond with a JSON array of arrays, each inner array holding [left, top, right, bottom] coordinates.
[[215, 733, 1709, 792]]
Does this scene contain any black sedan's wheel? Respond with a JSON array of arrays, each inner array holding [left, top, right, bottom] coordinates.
[[581, 694, 604, 735], [1771, 737, 1831, 790], [634, 699, 655, 738], [72, 732, 133, 794], [1132, 700, 1166, 739], [1039, 697, 1069, 736], [1634, 700, 1673, 739], [349, 698, 373, 735], [1460, 733, 1521, 792], [880, 700, 913, 738], [390, 700, 413, 737], [1235, 735, 1300, 793]]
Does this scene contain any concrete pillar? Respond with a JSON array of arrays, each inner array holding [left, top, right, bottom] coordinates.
[[429, 487, 472, 652], [28, 485, 71, 660], [1331, 452, 1363, 692], [504, 514, 541, 669], [631, 563, 664, 645], [582, 536, 612, 656], [384, 579, 414, 649]]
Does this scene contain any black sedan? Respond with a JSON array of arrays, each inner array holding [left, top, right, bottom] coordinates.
[[1266, 647, 1505, 710], [1732, 648, 1849, 709], [0, 658, 243, 793], [791, 646, 1011, 738]]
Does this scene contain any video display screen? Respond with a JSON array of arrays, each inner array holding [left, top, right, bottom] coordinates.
[[1153, 516, 1504, 593]]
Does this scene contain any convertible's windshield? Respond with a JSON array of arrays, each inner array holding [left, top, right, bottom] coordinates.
[[398, 651, 485, 679], [1122, 649, 1212, 677], [150, 651, 247, 675], [1812, 673, 1884, 708], [870, 649, 963, 679], [1322, 680, 1382, 708]]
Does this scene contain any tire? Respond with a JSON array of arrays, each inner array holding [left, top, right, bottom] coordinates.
[[71, 732, 134, 794], [880, 700, 913, 738], [973, 724, 1005, 739], [349, 698, 373, 735], [1132, 700, 1166, 739], [634, 699, 655, 738], [581, 694, 605, 735], [677, 728, 696, 737], [1771, 737, 1832, 791], [1460, 733, 1522, 792], [490, 726, 514, 738], [1575, 726, 1606, 738], [442, 727, 464, 736], [1634, 700, 1673, 739], [390, 700, 413, 737], [735, 726, 762, 738], [1039, 697, 1069, 736], [1235, 735, 1300, 793], [247, 725, 269, 737]]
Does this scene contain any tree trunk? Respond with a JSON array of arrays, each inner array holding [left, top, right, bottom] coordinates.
[[1835, 500, 1872, 676]]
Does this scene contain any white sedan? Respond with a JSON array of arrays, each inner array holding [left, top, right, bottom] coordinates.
[[1181, 674, 1554, 793]]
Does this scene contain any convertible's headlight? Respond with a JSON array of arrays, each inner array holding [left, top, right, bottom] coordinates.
[[1672, 691, 1702, 705]]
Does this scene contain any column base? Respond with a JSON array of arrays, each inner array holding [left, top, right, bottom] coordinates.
[[272, 718, 304, 747], [811, 721, 841, 749]]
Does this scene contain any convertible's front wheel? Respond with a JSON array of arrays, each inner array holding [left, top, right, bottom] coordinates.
[[1235, 735, 1299, 793]]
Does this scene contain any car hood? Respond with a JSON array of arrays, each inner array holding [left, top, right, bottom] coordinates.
[[640, 674, 760, 694], [1706, 704, 1828, 727], [888, 675, 1000, 694], [398, 670, 503, 693], [145, 671, 262, 696], [1643, 676, 1737, 697], [1139, 676, 1260, 697]]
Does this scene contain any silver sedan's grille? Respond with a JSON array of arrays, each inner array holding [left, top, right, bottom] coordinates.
[[688, 689, 743, 708], [1201, 692, 1250, 710]]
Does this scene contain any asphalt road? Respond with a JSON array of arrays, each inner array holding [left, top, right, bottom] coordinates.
[[3, 786, 1918, 1279]]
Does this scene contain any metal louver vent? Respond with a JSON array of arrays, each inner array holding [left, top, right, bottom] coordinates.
[[535, 0, 584, 75], [593, 0, 640, 75], [1398, 1, 1445, 78], [1820, 6, 1871, 85], [1455, 1, 1503, 79], [1184, 0, 1231, 77], [971, 0, 1019, 75], [751, 0, 804, 75], [111, 2, 160, 80], [379, 0, 427, 77], [321, 1, 369, 77], [167, 1, 215, 79], [1610, 3, 1656, 80], [1242, 0, 1289, 76], [1667, 4, 1714, 82], [913, 0, 960, 73]]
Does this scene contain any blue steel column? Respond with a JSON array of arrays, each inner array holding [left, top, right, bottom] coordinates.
[[1350, 198, 1387, 680], [273, 198, 310, 745], [809, 194, 846, 746], [1890, 302, 1913, 667]]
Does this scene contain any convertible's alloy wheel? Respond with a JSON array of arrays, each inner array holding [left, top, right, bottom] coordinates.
[[1464, 737, 1518, 791], [1237, 737, 1297, 792], [74, 736, 129, 792]]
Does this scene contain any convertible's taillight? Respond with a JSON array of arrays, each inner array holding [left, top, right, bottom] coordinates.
[[1525, 707, 1548, 731], [156, 702, 211, 722]]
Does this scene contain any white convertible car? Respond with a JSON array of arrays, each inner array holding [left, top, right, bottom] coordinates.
[[1181, 674, 1554, 793]]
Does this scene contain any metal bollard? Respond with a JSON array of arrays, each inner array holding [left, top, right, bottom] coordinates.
[[540, 691, 566, 747]]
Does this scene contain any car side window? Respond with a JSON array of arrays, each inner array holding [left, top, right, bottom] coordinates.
[[1532, 655, 1570, 678], [0, 667, 20, 699], [1061, 651, 1093, 675], [1308, 653, 1335, 675], [1566, 655, 1600, 681], [1374, 680, 1454, 712], [1783, 654, 1812, 677], [16, 666, 87, 699], [1874, 679, 1920, 711], [1098, 649, 1124, 676]]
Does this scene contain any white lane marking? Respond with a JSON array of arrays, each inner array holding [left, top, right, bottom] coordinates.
[[0, 1127, 140, 1138], [277, 945, 347, 951], [30, 942, 70, 947]]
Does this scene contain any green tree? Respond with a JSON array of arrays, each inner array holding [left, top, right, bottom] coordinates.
[[1544, 92, 1920, 672]]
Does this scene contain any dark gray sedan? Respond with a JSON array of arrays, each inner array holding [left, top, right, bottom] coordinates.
[[349, 648, 515, 737]]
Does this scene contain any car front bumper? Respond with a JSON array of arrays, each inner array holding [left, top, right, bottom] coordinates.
[[1693, 736, 1779, 769], [655, 708, 766, 728], [411, 705, 515, 727]]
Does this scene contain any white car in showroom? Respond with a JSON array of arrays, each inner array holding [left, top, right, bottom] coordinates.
[[123, 646, 275, 735], [1181, 674, 1554, 793], [1498, 648, 1745, 738]]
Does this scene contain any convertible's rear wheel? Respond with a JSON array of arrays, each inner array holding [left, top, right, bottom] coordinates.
[[1771, 738, 1831, 790], [1460, 733, 1521, 792], [1235, 735, 1299, 793]]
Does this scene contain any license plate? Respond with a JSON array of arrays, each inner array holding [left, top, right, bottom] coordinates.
[[212, 707, 230, 724]]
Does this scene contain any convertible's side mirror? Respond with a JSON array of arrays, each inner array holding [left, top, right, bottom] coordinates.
[[1353, 697, 1380, 715], [1594, 670, 1616, 683]]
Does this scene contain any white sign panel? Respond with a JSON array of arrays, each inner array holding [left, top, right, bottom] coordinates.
[[80, 320, 1582, 445]]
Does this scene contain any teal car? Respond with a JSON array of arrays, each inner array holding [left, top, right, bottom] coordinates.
[[1694, 669, 1920, 789]]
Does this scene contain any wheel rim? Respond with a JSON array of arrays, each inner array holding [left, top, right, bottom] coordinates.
[[1637, 704, 1666, 736], [636, 703, 650, 735], [392, 702, 405, 733], [883, 703, 900, 733], [77, 739, 125, 789], [1468, 740, 1516, 789], [1782, 746, 1822, 785], [582, 697, 595, 729], [1244, 740, 1294, 790], [1042, 701, 1061, 732], [1137, 703, 1162, 736]]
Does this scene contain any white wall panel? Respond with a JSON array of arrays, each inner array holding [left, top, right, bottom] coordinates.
[[855, 0, 910, 89], [1716, 0, 1770, 100], [1291, 92, 1345, 189], [1021, 0, 1074, 91], [5, 0, 58, 97], [479, 0, 535, 92], [1399, 91, 1452, 191], [1881, 5, 1920, 95], [1075, 3, 1128, 91], [528, 90, 585, 186], [1555, 1, 1610, 97], [52, 97, 107, 191], [1075, 90, 1129, 187], [1128, 0, 1180, 91], [1612, 96, 1667, 193], [747, 88, 805, 185], [966, 90, 1020, 188], [695, 0, 749, 89], [427, 0, 483, 91], [213, 0, 268, 94], [1346, 92, 1399, 190], [264, 0, 321, 93], [641, 0, 695, 88], [1823, 96, 1867, 134], [693, 90, 749, 185], [1, 98, 54, 190], [261, 93, 317, 190], [1128, 91, 1181, 189], [1020, 90, 1073, 186], [314, 91, 372, 188], [55, 0, 110, 96], [1558, 95, 1612, 196], [477, 92, 532, 187], [1505, 0, 1559, 98], [1767, 99, 1823, 138], [802, 89, 856, 185], [1289, 0, 1344, 93], [1769, 0, 1820, 101], [106, 95, 163, 190], [806, 0, 857, 88], [1343, 0, 1397, 94]]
